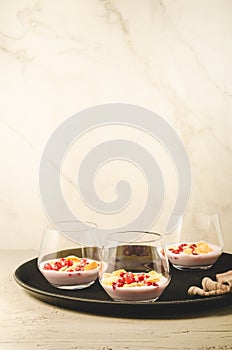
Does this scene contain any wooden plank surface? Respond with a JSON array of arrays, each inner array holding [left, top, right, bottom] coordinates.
[[0, 250, 231, 350]]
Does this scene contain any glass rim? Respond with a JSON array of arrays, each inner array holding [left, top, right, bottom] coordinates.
[[44, 220, 97, 233], [105, 230, 163, 244], [171, 209, 220, 219]]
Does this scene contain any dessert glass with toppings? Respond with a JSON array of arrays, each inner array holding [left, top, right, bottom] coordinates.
[[166, 210, 224, 270], [99, 231, 171, 302], [38, 221, 100, 289]]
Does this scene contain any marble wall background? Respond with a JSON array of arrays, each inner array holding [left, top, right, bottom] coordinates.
[[0, 0, 232, 251]]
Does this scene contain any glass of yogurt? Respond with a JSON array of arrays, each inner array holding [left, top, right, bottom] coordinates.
[[166, 210, 224, 270], [99, 231, 171, 302], [38, 221, 100, 289]]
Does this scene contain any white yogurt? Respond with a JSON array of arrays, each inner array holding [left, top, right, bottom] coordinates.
[[167, 242, 222, 268], [100, 276, 170, 302], [39, 259, 99, 288]]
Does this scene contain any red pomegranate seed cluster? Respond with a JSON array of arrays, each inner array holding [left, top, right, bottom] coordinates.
[[123, 245, 149, 257], [43, 257, 89, 272], [168, 243, 197, 255], [112, 271, 158, 290]]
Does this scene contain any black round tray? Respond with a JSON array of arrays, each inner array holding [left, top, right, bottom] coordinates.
[[14, 253, 232, 318]]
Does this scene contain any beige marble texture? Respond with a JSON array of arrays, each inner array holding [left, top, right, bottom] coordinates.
[[0, 0, 232, 251]]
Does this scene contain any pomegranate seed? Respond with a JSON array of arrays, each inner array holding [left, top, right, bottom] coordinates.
[[60, 258, 66, 266], [123, 246, 131, 256], [180, 243, 187, 248], [146, 281, 152, 286], [54, 261, 62, 270], [117, 282, 124, 288], [124, 272, 135, 284], [43, 263, 52, 270], [189, 244, 197, 248], [67, 260, 73, 267], [137, 274, 145, 282], [169, 248, 180, 254], [117, 278, 124, 284]]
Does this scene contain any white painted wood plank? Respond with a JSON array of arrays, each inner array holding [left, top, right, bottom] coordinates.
[[0, 250, 231, 350]]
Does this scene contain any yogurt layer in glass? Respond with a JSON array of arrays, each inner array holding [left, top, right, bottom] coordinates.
[[100, 269, 170, 302], [39, 255, 100, 288], [167, 241, 222, 270]]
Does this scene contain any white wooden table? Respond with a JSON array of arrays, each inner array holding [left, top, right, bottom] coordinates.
[[1, 250, 231, 350]]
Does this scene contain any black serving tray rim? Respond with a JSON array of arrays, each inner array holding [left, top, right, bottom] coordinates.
[[13, 255, 232, 307]]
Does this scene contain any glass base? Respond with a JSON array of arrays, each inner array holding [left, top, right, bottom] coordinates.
[[50, 281, 95, 290], [112, 297, 159, 303], [172, 264, 213, 271]]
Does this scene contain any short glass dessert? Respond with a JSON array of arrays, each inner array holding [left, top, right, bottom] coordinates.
[[99, 231, 170, 302], [166, 210, 223, 270], [38, 221, 100, 289]]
